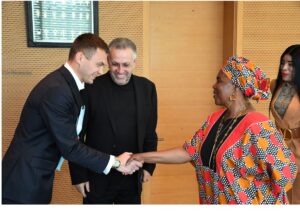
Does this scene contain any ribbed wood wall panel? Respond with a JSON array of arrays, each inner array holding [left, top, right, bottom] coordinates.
[[238, 1, 300, 117], [144, 2, 224, 204], [98, 1, 144, 75]]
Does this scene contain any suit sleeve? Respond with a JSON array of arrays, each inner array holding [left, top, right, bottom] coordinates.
[[39, 86, 110, 174], [68, 135, 89, 185], [142, 82, 158, 175]]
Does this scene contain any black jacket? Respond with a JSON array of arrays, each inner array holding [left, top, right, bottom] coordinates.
[[69, 72, 158, 194]]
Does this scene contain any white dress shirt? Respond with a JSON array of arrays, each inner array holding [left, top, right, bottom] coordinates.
[[56, 63, 115, 174]]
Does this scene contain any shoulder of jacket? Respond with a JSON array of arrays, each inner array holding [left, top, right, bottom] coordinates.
[[133, 75, 155, 87]]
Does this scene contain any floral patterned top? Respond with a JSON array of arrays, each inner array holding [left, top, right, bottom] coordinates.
[[183, 108, 297, 204]]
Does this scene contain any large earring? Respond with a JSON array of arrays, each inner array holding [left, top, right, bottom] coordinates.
[[229, 93, 236, 101]]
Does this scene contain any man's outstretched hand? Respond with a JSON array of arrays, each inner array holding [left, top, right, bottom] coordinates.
[[116, 152, 143, 175]]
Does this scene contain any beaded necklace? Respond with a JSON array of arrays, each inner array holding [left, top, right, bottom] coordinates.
[[208, 111, 244, 171]]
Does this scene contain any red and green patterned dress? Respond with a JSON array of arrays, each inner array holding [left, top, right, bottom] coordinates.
[[183, 108, 297, 204]]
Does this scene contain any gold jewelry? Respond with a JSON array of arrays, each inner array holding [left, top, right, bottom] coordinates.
[[208, 108, 247, 171], [229, 88, 237, 101], [208, 116, 238, 170], [229, 94, 236, 101]]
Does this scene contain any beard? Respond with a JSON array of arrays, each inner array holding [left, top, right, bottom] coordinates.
[[110, 71, 132, 85]]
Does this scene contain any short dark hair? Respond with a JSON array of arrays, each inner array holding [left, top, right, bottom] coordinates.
[[68, 33, 109, 60]]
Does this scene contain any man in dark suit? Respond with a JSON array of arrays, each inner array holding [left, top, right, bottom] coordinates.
[[69, 38, 158, 204], [2, 33, 142, 204]]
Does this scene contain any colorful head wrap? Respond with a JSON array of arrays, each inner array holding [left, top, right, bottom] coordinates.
[[222, 56, 270, 101]]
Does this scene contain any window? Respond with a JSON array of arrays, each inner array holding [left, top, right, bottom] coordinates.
[[26, 0, 99, 47]]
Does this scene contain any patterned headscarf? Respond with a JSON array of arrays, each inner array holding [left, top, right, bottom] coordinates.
[[222, 56, 270, 101]]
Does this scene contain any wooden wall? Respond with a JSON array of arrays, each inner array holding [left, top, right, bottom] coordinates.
[[2, 1, 300, 204], [143, 1, 223, 203], [2, 1, 145, 204], [234, 1, 300, 116]]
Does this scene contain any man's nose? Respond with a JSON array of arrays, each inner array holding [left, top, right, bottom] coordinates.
[[117, 65, 125, 73]]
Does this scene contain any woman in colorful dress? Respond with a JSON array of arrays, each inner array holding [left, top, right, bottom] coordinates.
[[269, 45, 300, 204], [131, 56, 297, 204]]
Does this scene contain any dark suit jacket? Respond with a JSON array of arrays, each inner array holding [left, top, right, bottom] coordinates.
[[69, 72, 158, 194], [2, 66, 110, 204]]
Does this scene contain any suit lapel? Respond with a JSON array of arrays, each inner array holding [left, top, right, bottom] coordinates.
[[133, 76, 144, 152], [60, 66, 83, 110]]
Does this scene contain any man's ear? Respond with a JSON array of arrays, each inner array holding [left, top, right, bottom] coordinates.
[[133, 58, 137, 68], [74, 52, 84, 65]]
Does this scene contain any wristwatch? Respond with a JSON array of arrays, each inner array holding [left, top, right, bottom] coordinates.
[[112, 158, 121, 169]]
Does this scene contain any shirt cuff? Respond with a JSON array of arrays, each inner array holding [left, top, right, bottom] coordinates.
[[103, 155, 115, 174]]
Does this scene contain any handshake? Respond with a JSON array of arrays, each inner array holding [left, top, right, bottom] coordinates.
[[75, 152, 145, 197], [115, 152, 143, 175], [74, 152, 145, 198]]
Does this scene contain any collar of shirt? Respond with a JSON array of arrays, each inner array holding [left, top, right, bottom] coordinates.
[[64, 62, 85, 91]]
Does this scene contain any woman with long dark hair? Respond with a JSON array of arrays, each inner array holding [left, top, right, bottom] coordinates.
[[270, 45, 300, 204]]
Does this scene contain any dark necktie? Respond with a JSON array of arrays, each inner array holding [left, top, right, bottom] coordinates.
[[80, 89, 87, 106]]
